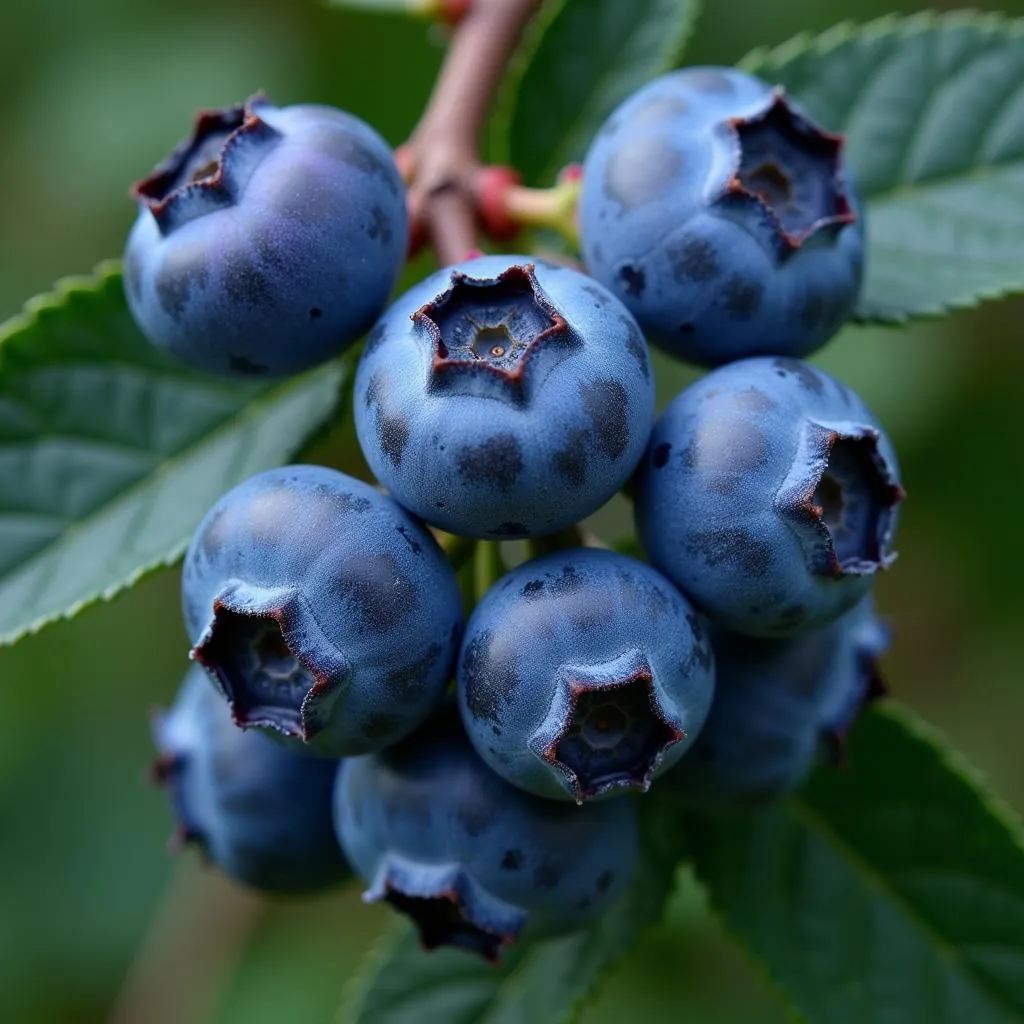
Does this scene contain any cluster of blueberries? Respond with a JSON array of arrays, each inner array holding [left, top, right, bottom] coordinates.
[[132, 66, 902, 961]]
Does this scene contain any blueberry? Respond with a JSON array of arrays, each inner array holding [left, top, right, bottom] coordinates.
[[333, 705, 638, 961], [125, 95, 408, 377], [182, 465, 462, 756], [635, 357, 904, 636], [354, 255, 654, 539], [668, 596, 889, 811], [152, 665, 351, 893], [579, 66, 865, 366], [456, 548, 715, 803]]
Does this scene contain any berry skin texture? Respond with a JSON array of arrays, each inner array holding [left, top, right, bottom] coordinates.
[[125, 95, 408, 377], [153, 666, 351, 894], [333, 706, 638, 961], [635, 357, 904, 637], [456, 548, 715, 803], [667, 596, 889, 812], [182, 465, 462, 757], [354, 254, 654, 539], [578, 66, 864, 366]]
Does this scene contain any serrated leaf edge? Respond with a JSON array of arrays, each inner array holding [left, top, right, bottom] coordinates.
[[0, 263, 348, 647], [740, 9, 1024, 323]]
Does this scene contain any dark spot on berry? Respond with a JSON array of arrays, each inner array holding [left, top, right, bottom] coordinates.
[[596, 870, 614, 893], [385, 642, 440, 701], [461, 630, 519, 728], [364, 370, 384, 409], [721, 275, 764, 319], [684, 528, 773, 577], [457, 799, 495, 838], [314, 129, 400, 197], [222, 250, 272, 307], [533, 857, 563, 888], [124, 248, 143, 301], [624, 320, 650, 379], [668, 236, 720, 283], [377, 409, 410, 467], [686, 612, 714, 672], [779, 603, 806, 624], [396, 524, 423, 556], [156, 242, 209, 319], [457, 434, 523, 492], [773, 358, 824, 393], [491, 522, 528, 538], [732, 388, 775, 413], [552, 564, 584, 596], [682, 68, 735, 93], [582, 380, 629, 460], [522, 580, 545, 600], [554, 429, 589, 489], [604, 136, 682, 211], [335, 553, 419, 633], [679, 321, 696, 334], [683, 417, 768, 473], [653, 442, 672, 469], [582, 282, 611, 308], [228, 353, 269, 375], [501, 849, 524, 871], [619, 264, 646, 296], [367, 204, 393, 245], [364, 322, 387, 355]]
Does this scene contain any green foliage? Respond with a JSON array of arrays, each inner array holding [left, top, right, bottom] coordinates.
[[743, 11, 1024, 322], [0, 265, 347, 646], [688, 704, 1024, 1024], [344, 791, 687, 1024], [492, 0, 701, 184]]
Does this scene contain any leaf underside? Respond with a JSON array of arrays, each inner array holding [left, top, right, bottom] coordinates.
[[0, 264, 347, 646]]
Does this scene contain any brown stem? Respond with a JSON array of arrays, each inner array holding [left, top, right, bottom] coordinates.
[[405, 0, 541, 265]]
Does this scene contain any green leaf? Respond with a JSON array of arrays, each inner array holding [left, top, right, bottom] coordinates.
[[493, 0, 701, 185], [0, 264, 348, 646], [742, 12, 1024, 322], [344, 791, 685, 1024], [688, 704, 1024, 1024]]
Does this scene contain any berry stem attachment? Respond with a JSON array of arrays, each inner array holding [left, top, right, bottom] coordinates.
[[402, 0, 542, 265], [497, 174, 582, 248], [474, 541, 507, 601]]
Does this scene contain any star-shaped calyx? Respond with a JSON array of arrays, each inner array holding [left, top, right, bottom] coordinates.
[[777, 423, 905, 578], [413, 263, 575, 404], [367, 859, 525, 963], [529, 649, 684, 803], [192, 588, 349, 745], [719, 90, 855, 254], [131, 94, 281, 233]]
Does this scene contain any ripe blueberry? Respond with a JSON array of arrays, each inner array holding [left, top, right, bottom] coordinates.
[[579, 66, 864, 366], [182, 465, 462, 756], [153, 666, 351, 893], [333, 705, 638, 961], [125, 95, 408, 377], [668, 596, 889, 811], [354, 255, 654, 539], [635, 357, 903, 636], [456, 548, 715, 803]]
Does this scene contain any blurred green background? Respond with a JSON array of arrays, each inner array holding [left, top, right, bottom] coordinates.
[[1, 0, 1022, 1021]]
